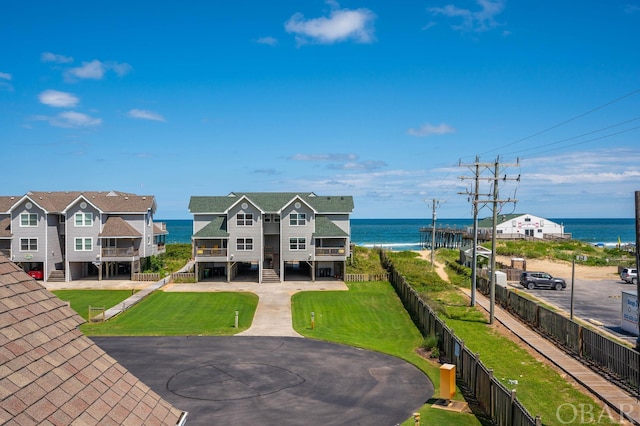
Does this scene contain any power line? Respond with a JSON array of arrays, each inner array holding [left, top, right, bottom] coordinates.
[[480, 88, 640, 156]]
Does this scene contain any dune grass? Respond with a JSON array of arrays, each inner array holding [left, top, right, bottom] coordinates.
[[80, 291, 258, 336]]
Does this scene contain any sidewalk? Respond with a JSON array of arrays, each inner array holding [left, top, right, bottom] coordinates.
[[164, 280, 348, 337], [460, 287, 640, 425]]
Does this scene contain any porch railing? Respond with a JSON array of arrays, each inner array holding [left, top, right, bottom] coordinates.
[[102, 247, 139, 257], [195, 248, 228, 257], [315, 247, 346, 256]]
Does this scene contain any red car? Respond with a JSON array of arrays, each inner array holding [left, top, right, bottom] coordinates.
[[27, 267, 44, 280]]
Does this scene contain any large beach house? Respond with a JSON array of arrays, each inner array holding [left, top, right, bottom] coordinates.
[[189, 192, 354, 283], [0, 191, 167, 282]]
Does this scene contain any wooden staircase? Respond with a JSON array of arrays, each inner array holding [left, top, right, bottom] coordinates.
[[262, 268, 281, 283], [47, 270, 65, 282]]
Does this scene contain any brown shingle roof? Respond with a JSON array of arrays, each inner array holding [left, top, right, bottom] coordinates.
[[0, 196, 20, 213], [0, 254, 186, 425], [24, 191, 156, 214], [0, 218, 10, 238], [98, 217, 143, 238]]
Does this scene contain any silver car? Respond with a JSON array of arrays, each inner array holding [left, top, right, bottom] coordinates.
[[620, 268, 638, 284]]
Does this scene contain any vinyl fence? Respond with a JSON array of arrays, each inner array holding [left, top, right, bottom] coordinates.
[[380, 251, 541, 426]]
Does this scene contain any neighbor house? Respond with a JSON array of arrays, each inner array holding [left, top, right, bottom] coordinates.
[[189, 192, 354, 283], [476, 213, 568, 240], [3, 191, 167, 282]]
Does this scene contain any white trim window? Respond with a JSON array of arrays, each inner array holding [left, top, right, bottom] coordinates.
[[20, 238, 37, 251], [75, 237, 93, 251], [74, 212, 93, 227], [289, 237, 306, 250], [237, 238, 253, 251], [290, 213, 306, 226], [237, 213, 253, 226], [20, 213, 38, 227]]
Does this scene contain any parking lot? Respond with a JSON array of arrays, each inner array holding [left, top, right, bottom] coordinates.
[[510, 276, 638, 343]]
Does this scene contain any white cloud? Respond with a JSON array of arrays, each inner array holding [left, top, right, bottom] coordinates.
[[256, 36, 278, 46], [38, 89, 79, 108], [0, 72, 13, 91], [127, 109, 166, 122], [290, 153, 358, 161], [41, 52, 74, 63], [285, 8, 376, 44], [429, 0, 505, 32], [51, 111, 102, 128], [407, 123, 456, 137], [65, 59, 132, 81]]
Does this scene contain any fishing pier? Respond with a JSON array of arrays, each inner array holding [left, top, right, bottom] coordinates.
[[419, 226, 473, 249]]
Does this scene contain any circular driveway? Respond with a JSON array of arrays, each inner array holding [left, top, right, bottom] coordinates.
[[92, 336, 433, 425]]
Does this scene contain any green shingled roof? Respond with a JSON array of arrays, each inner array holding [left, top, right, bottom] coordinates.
[[193, 216, 229, 238], [189, 192, 354, 214], [477, 213, 524, 228], [312, 216, 349, 238]]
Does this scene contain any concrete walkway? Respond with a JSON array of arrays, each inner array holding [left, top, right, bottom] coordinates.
[[460, 287, 640, 425], [163, 280, 348, 337]]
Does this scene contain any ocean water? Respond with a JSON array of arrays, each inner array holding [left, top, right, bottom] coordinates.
[[160, 218, 637, 250]]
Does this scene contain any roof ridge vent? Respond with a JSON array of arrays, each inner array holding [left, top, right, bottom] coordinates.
[[107, 191, 118, 197]]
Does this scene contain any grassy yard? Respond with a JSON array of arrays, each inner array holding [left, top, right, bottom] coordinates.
[[292, 281, 483, 426], [53, 290, 135, 321], [80, 292, 258, 336], [386, 250, 622, 425]]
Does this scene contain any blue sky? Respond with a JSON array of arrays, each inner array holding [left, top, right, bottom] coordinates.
[[2, 1, 639, 219]]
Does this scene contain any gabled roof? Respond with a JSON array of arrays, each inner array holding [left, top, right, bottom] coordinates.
[[477, 213, 557, 228], [312, 216, 349, 238], [0, 254, 186, 425], [478, 213, 535, 228], [193, 216, 229, 238], [16, 191, 156, 214], [189, 192, 354, 214], [0, 196, 20, 213], [98, 217, 143, 238]]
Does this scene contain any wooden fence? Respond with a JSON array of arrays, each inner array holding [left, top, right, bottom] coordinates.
[[132, 272, 161, 281], [171, 272, 196, 282], [344, 273, 389, 282], [381, 251, 541, 426], [476, 274, 640, 416]]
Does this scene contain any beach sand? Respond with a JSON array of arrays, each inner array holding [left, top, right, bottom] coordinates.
[[416, 250, 620, 282]]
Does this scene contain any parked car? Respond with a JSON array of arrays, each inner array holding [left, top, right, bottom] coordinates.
[[27, 266, 44, 280], [620, 268, 638, 284], [520, 271, 566, 290]]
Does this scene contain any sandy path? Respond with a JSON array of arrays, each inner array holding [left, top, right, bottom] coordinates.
[[415, 250, 620, 282]]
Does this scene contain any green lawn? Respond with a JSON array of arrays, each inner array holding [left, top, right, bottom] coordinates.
[[292, 281, 483, 426], [53, 290, 135, 320], [80, 291, 258, 336]]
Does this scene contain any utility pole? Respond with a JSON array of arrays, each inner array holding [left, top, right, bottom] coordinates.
[[635, 191, 640, 351], [425, 199, 443, 267], [460, 156, 519, 323]]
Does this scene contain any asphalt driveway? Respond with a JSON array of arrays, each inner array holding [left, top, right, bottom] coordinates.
[[92, 336, 433, 426]]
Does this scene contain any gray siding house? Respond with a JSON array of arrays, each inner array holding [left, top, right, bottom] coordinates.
[[3, 191, 167, 282], [189, 192, 354, 283]]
